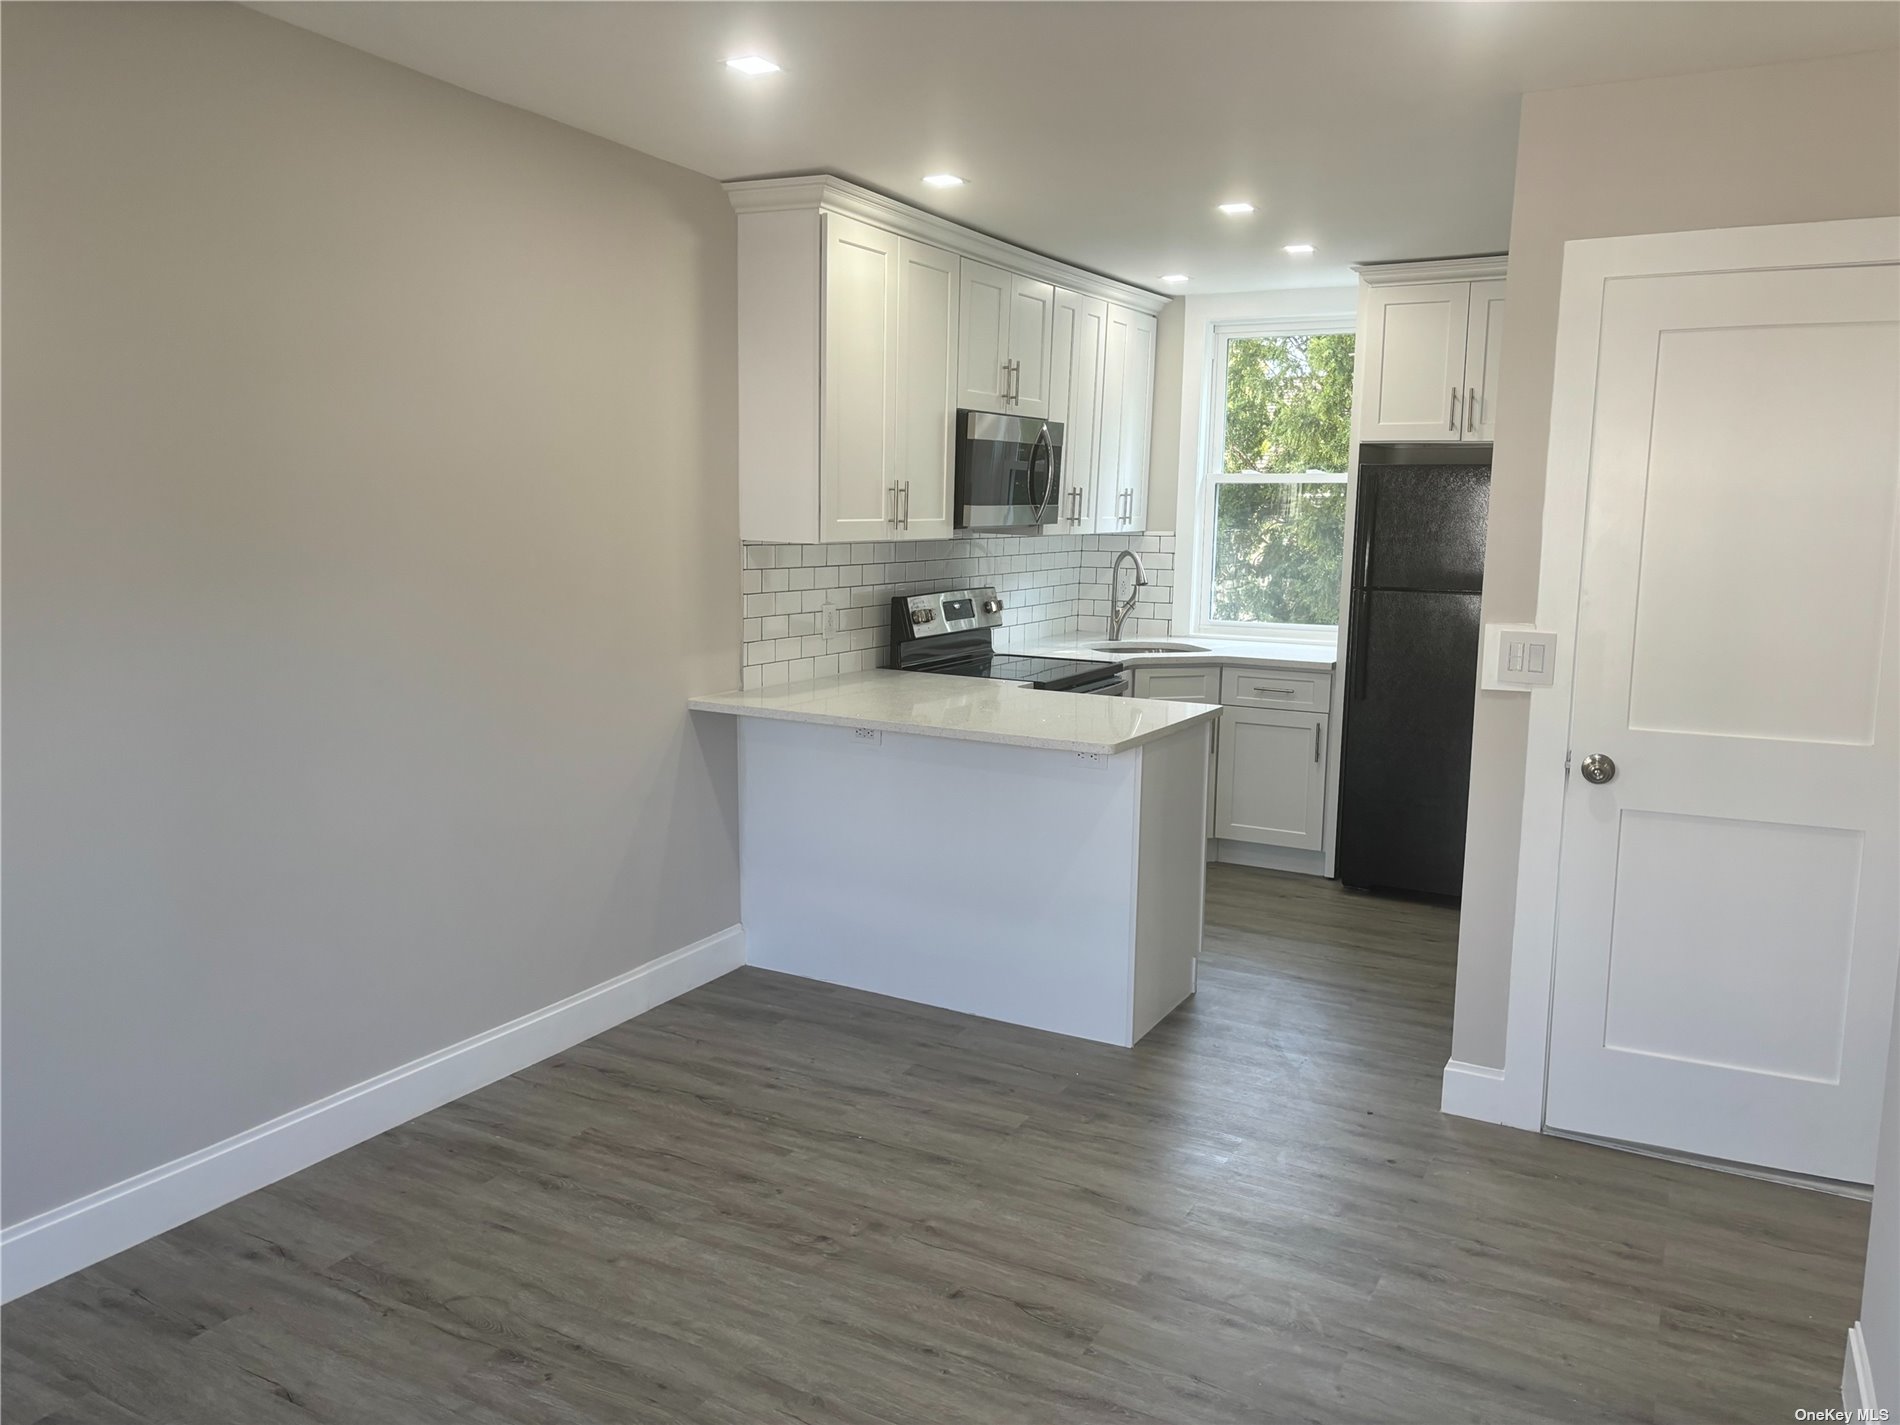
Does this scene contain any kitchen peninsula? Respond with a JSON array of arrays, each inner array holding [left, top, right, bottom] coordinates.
[[689, 671, 1217, 1046]]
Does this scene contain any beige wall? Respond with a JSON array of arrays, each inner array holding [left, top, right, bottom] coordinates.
[[1452, 48, 1900, 1066], [2, 2, 741, 1223]]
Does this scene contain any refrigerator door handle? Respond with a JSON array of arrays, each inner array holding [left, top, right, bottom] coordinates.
[[1356, 478, 1378, 591], [1350, 589, 1370, 700]]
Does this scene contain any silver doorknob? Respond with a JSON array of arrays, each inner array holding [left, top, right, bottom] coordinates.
[[1580, 752, 1617, 785]]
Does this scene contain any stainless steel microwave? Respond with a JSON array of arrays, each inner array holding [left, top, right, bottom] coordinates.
[[953, 410, 1063, 532]]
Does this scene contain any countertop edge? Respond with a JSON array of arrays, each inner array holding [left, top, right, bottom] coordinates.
[[688, 692, 1220, 756]]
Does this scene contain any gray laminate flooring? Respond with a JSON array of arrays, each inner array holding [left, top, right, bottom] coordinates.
[[3, 866, 1870, 1423]]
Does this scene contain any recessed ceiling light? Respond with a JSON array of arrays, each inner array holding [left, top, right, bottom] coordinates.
[[724, 54, 781, 75], [1284, 244, 1315, 255], [922, 174, 965, 188], [1160, 274, 1189, 283], [1217, 202, 1255, 216]]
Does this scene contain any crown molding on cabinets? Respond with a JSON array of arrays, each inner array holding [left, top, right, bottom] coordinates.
[[1353, 255, 1509, 286], [726, 175, 1173, 317]]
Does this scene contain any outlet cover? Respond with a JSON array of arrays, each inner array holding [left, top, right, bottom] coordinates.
[[1481, 624, 1559, 691]]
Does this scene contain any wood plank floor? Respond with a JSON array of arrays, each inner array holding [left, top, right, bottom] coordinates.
[[4, 866, 1870, 1423]]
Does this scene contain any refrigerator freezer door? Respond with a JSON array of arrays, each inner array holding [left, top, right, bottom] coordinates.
[[1337, 588, 1483, 896], [1355, 465, 1490, 593]]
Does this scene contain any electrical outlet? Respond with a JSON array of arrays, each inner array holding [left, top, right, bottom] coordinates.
[[851, 727, 881, 746], [820, 596, 843, 637]]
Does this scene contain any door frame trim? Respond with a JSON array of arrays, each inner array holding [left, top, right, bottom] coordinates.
[[1490, 215, 1900, 1133]]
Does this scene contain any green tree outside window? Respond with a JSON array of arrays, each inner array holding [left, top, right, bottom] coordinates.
[[1210, 333, 1355, 626]]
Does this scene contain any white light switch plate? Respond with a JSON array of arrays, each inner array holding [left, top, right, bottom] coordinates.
[[1481, 624, 1559, 690]]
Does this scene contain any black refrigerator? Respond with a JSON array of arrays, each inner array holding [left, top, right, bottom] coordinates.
[[1336, 446, 1491, 898]]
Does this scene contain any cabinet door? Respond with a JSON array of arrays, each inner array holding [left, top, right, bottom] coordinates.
[[956, 259, 1013, 413], [1095, 304, 1157, 529], [1007, 275, 1056, 418], [821, 214, 902, 541], [1360, 281, 1472, 442], [893, 238, 959, 540], [1214, 706, 1326, 849], [1464, 279, 1506, 442], [1050, 289, 1107, 532]]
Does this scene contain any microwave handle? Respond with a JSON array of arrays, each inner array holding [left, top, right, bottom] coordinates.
[[1028, 424, 1057, 522]]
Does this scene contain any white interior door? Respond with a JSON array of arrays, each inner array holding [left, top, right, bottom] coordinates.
[[1545, 258, 1900, 1184]]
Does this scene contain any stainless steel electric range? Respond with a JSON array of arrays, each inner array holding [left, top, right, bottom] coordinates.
[[889, 586, 1128, 696]]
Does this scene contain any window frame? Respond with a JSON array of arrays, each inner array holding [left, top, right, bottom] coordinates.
[[1190, 315, 1357, 643]]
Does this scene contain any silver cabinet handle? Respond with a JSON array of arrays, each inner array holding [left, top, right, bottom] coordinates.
[[1450, 386, 1460, 433], [1313, 721, 1322, 762], [1467, 386, 1478, 434], [1253, 685, 1296, 697], [889, 481, 899, 525], [899, 480, 911, 530]]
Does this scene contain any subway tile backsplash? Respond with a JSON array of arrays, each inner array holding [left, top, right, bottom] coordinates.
[[737, 533, 1176, 690]]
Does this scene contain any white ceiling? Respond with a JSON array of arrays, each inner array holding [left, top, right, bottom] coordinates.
[[256, 2, 1899, 294]]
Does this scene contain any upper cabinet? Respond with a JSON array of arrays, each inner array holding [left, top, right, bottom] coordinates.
[[1096, 304, 1158, 531], [1050, 289, 1108, 532], [1355, 259, 1507, 443], [958, 261, 1055, 419], [729, 176, 1169, 543]]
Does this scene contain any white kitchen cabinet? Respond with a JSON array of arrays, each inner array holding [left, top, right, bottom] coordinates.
[[1050, 289, 1107, 532], [1466, 279, 1506, 441], [893, 237, 960, 538], [1356, 267, 1506, 443], [1214, 706, 1327, 850], [818, 215, 958, 541], [1096, 303, 1157, 531], [1133, 664, 1222, 836], [958, 260, 1054, 418], [730, 176, 1167, 543]]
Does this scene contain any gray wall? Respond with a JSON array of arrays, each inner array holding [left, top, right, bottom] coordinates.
[[1451, 48, 1900, 1067], [2, 2, 741, 1225]]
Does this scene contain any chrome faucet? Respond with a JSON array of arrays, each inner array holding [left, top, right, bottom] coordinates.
[[1108, 548, 1148, 640]]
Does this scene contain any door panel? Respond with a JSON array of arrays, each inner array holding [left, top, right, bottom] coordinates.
[[1356, 466, 1490, 592], [894, 239, 959, 539], [1468, 280, 1506, 440], [1360, 282, 1471, 441], [1545, 260, 1900, 1183], [957, 259, 1011, 413], [1214, 707, 1325, 850], [820, 214, 900, 540], [1335, 589, 1481, 895], [1051, 290, 1106, 531], [1008, 276, 1055, 419]]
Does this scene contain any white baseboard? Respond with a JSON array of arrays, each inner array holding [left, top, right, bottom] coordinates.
[[1844, 1321, 1880, 1419], [0, 923, 745, 1304], [1440, 1058, 1511, 1124]]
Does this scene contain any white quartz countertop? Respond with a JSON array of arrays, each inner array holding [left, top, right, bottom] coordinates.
[[689, 669, 1219, 755], [996, 633, 1337, 671]]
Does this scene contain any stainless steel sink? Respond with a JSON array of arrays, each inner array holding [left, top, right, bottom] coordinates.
[[1089, 641, 1210, 654]]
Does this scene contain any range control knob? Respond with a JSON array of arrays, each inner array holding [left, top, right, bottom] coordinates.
[[910, 607, 936, 626], [981, 598, 1003, 614]]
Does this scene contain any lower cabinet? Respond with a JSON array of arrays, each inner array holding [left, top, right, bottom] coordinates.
[[1212, 706, 1327, 851]]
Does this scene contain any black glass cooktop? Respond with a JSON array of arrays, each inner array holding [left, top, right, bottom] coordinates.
[[927, 652, 1123, 692]]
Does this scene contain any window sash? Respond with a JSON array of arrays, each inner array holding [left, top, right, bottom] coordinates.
[[1192, 320, 1355, 638]]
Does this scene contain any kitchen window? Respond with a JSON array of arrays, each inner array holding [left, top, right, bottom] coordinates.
[[1195, 321, 1355, 638]]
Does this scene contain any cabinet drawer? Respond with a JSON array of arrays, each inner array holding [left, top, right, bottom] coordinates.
[[1220, 667, 1331, 711], [1132, 664, 1220, 703]]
